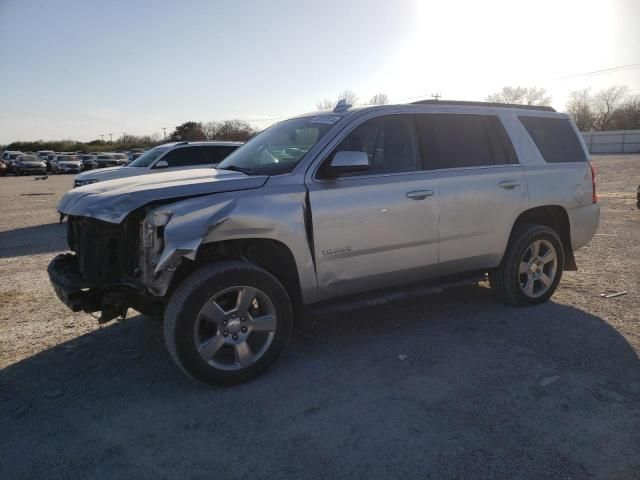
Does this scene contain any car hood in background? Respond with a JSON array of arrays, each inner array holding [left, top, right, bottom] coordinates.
[[74, 166, 125, 181], [58, 168, 268, 223]]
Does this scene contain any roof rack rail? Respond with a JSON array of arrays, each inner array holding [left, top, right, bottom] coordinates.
[[410, 99, 556, 112], [174, 141, 189, 145]]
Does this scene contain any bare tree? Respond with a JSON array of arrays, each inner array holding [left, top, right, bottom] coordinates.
[[609, 95, 640, 130], [204, 120, 256, 141], [337, 89, 358, 106], [369, 93, 389, 105], [524, 87, 552, 106], [486, 86, 528, 104], [593, 86, 628, 131], [566, 89, 595, 131], [316, 98, 335, 110], [316, 89, 359, 110], [486, 86, 551, 106]]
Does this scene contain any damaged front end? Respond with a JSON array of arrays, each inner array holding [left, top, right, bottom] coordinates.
[[48, 214, 161, 323]]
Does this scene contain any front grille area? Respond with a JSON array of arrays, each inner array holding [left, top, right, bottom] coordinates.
[[67, 215, 140, 284]]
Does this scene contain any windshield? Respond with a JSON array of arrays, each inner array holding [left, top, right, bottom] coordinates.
[[128, 147, 168, 167], [113, 154, 127, 159], [19, 155, 38, 161], [217, 116, 340, 175]]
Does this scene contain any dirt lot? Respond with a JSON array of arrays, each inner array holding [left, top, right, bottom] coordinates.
[[1, 157, 639, 479]]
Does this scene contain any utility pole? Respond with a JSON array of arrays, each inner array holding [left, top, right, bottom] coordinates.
[[108, 133, 113, 142], [122, 131, 126, 143], [162, 127, 167, 141], [100, 134, 104, 142], [431, 92, 441, 101]]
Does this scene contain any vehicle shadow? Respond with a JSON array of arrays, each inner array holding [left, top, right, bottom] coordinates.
[[0, 222, 66, 258], [1, 285, 639, 479]]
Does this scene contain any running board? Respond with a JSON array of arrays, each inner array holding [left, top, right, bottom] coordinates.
[[306, 272, 487, 317]]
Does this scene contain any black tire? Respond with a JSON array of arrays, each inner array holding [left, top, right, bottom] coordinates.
[[490, 224, 564, 306], [164, 260, 293, 386]]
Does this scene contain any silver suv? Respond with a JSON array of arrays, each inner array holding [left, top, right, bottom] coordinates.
[[49, 100, 599, 385], [73, 142, 242, 187]]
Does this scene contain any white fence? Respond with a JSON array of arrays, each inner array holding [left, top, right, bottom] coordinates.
[[581, 130, 640, 154]]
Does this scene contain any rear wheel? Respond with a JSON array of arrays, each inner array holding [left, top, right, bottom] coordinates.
[[490, 224, 564, 306], [164, 261, 293, 386]]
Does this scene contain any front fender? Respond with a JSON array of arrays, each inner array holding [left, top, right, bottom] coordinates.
[[143, 184, 318, 304]]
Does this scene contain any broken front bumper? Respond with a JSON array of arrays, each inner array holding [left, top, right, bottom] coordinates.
[[48, 253, 161, 322], [47, 254, 101, 313]]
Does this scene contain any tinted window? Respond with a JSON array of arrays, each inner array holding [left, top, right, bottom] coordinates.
[[324, 115, 418, 176], [519, 116, 587, 163], [160, 147, 213, 167], [415, 114, 517, 169], [205, 146, 238, 164]]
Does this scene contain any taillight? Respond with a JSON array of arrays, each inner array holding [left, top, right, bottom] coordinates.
[[589, 161, 597, 204]]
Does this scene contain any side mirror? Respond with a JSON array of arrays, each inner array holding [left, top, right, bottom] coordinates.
[[154, 159, 169, 169], [327, 151, 369, 175]]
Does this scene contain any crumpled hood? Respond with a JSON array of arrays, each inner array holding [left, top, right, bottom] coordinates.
[[58, 168, 268, 223]]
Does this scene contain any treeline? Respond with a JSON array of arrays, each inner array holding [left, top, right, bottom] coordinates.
[[486, 84, 640, 131], [1, 119, 258, 153], [566, 86, 640, 132]]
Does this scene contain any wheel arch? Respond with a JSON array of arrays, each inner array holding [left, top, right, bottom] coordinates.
[[507, 205, 577, 270], [166, 238, 304, 318]]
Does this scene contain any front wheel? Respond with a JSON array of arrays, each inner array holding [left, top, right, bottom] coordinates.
[[490, 224, 564, 306], [164, 261, 293, 386]]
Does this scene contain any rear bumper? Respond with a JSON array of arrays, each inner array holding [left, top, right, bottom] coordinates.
[[568, 203, 600, 251]]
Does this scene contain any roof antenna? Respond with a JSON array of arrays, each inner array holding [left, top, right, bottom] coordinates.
[[333, 99, 352, 112], [431, 92, 441, 101]]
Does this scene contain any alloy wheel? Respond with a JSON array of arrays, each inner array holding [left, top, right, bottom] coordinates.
[[519, 239, 558, 298], [193, 286, 277, 371]]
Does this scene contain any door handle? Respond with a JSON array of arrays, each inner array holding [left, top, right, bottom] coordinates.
[[406, 190, 434, 200], [499, 180, 520, 190]]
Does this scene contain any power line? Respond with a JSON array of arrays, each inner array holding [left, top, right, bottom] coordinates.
[[554, 62, 640, 80]]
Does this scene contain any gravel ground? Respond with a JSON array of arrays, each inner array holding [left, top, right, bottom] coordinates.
[[1, 157, 639, 479]]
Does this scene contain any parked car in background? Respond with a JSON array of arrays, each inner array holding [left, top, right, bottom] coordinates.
[[79, 154, 97, 170], [51, 154, 82, 174], [37, 150, 55, 162], [94, 153, 128, 168], [128, 150, 145, 163], [73, 141, 242, 187], [112, 153, 129, 166], [1, 151, 24, 172], [52, 101, 599, 385], [13, 154, 47, 175], [44, 153, 59, 171]]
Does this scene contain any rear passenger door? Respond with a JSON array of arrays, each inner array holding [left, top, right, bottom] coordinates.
[[415, 113, 529, 275]]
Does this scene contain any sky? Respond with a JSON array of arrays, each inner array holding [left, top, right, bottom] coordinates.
[[0, 0, 639, 143]]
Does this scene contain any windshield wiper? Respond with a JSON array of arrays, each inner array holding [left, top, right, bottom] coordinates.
[[217, 165, 255, 175]]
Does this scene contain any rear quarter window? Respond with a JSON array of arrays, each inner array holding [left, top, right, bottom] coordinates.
[[519, 116, 587, 163]]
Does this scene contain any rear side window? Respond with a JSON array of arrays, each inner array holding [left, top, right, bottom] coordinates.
[[161, 147, 208, 167], [205, 146, 238, 164], [415, 114, 517, 169], [519, 116, 587, 163]]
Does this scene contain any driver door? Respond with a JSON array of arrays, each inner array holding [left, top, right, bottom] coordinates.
[[307, 114, 440, 301]]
